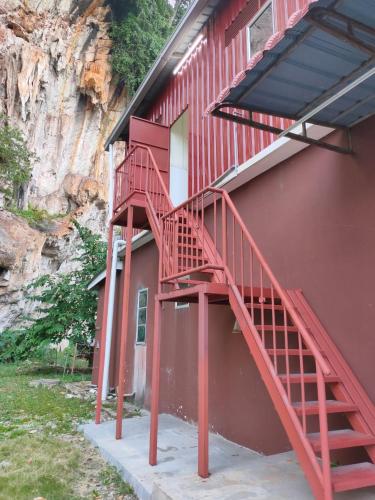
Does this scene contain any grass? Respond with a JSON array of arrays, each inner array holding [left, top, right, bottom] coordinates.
[[0, 364, 92, 438], [0, 435, 82, 500], [0, 363, 136, 500]]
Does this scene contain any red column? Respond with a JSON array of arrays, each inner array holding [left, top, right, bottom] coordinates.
[[198, 291, 209, 478], [95, 223, 114, 424], [115, 206, 134, 439], [149, 296, 162, 466]]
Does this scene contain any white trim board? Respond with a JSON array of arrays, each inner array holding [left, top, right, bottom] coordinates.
[[214, 123, 333, 195]]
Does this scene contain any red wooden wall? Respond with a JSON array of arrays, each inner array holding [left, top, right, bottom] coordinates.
[[146, 0, 315, 196]]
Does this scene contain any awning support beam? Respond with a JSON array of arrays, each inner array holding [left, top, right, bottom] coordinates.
[[307, 7, 375, 57], [212, 105, 353, 155], [280, 64, 375, 138]]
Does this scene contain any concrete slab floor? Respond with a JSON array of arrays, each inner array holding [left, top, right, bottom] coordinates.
[[82, 414, 375, 500]]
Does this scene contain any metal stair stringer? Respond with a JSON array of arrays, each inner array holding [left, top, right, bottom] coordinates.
[[227, 282, 327, 500], [288, 289, 375, 462]]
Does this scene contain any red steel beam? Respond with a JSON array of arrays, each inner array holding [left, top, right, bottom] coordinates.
[[95, 223, 114, 424], [115, 205, 134, 439], [198, 290, 209, 478], [149, 297, 162, 466]]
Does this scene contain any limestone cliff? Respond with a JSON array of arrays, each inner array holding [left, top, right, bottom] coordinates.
[[0, 0, 127, 330]]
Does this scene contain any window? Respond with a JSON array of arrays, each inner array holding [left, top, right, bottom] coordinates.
[[247, 2, 274, 59], [136, 288, 148, 344]]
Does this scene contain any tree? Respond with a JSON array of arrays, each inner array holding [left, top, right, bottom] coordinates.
[[0, 221, 107, 363], [111, 0, 173, 97], [171, 0, 192, 28], [0, 114, 33, 205], [110, 0, 193, 97]]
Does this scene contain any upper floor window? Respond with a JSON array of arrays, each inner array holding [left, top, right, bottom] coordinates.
[[247, 2, 274, 59], [136, 288, 148, 344]]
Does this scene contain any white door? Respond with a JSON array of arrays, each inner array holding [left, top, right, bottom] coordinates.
[[170, 111, 189, 206], [133, 288, 148, 403]]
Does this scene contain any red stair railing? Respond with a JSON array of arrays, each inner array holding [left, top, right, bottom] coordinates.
[[114, 145, 172, 224], [113, 151, 334, 497], [160, 187, 333, 498]]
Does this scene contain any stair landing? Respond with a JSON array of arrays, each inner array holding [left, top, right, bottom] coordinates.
[[83, 413, 375, 500]]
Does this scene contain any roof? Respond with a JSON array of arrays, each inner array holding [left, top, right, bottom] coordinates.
[[208, 0, 375, 129], [105, 0, 221, 150]]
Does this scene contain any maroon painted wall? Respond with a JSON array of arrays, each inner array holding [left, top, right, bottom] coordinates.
[[227, 118, 375, 405], [96, 116, 375, 455]]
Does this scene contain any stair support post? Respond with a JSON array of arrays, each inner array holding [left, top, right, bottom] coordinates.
[[115, 205, 134, 440], [198, 290, 209, 478], [95, 222, 114, 424], [149, 296, 162, 466], [317, 365, 333, 500]]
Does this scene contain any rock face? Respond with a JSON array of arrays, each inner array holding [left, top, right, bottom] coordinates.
[[0, 0, 127, 330]]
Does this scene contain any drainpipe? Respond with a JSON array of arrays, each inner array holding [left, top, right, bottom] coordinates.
[[102, 237, 126, 401], [107, 144, 115, 225]]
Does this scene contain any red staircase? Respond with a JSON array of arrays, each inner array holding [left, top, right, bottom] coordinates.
[[97, 145, 375, 500]]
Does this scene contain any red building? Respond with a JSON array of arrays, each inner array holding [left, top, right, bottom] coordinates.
[[91, 0, 375, 498]]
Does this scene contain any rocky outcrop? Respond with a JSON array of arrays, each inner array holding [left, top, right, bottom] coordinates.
[[0, 0, 127, 331]]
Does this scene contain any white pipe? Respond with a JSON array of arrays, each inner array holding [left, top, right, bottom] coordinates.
[[107, 144, 115, 224], [101, 238, 125, 401]]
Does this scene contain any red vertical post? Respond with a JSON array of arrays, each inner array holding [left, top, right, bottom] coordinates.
[[115, 206, 134, 440], [149, 297, 162, 466], [198, 290, 209, 478], [95, 223, 114, 424]]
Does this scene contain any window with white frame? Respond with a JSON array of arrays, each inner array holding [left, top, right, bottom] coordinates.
[[247, 2, 274, 60], [136, 288, 148, 344]]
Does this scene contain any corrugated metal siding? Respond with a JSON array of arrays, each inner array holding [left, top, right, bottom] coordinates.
[[146, 0, 314, 196]]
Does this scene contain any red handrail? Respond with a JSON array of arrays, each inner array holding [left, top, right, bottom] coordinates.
[[114, 145, 172, 219], [114, 150, 332, 497], [159, 185, 331, 496]]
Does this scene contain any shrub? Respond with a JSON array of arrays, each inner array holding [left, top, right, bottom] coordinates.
[[0, 221, 106, 362]]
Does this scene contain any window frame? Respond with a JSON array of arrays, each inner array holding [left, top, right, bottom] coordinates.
[[246, 0, 275, 61], [135, 288, 148, 345]]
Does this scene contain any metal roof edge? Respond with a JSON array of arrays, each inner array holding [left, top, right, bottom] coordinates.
[[105, 0, 214, 150], [87, 230, 155, 289], [87, 261, 123, 290]]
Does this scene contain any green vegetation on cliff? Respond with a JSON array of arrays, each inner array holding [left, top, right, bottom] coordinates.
[[0, 221, 106, 363], [0, 114, 34, 205], [110, 0, 192, 97]]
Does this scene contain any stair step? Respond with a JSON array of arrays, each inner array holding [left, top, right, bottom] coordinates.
[[177, 234, 197, 241], [177, 229, 194, 236], [292, 400, 357, 416], [178, 253, 207, 261], [267, 349, 313, 356], [176, 279, 208, 285], [308, 429, 375, 452], [279, 373, 341, 385], [255, 325, 298, 332], [246, 303, 285, 311], [332, 462, 375, 493]]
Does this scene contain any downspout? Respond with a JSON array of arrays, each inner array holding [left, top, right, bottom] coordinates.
[[101, 142, 120, 401], [102, 237, 125, 401], [107, 144, 115, 225]]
